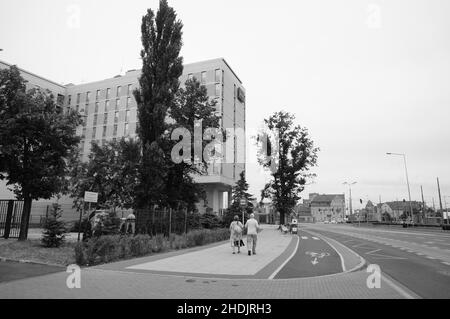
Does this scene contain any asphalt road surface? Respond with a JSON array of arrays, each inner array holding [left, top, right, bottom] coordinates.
[[274, 230, 342, 279], [0, 260, 64, 283], [307, 226, 450, 298]]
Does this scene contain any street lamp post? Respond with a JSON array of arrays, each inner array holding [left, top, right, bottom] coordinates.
[[343, 182, 357, 224], [387, 153, 413, 224]]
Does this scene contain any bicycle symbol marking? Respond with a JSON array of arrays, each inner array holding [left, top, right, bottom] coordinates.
[[305, 251, 330, 265]]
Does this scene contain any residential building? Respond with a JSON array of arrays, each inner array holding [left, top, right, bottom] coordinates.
[[309, 193, 346, 222]]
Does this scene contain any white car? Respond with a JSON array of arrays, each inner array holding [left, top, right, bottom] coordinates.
[[324, 220, 329, 224]]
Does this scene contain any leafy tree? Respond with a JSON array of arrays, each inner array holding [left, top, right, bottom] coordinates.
[[41, 203, 67, 247], [258, 111, 319, 225], [68, 138, 140, 211], [167, 78, 223, 211], [133, 0, 184, 208], [0, 66, 81, 240], [223, 171, 255, 226]]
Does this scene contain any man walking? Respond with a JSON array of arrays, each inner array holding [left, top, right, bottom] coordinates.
[[244, 213, 260, 256]]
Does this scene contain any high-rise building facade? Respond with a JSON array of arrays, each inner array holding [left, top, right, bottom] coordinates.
[[0, 58, 246, 215]]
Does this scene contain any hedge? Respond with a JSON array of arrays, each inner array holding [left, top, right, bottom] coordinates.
[[74, 228, 230, 266]]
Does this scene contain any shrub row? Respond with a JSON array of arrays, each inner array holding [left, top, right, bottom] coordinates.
[[74, 228, 230, 266]]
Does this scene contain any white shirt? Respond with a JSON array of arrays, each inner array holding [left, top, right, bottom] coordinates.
[[245, 218, 259, 235]]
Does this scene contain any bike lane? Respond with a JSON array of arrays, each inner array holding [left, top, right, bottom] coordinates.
[[274, 230, 342, 279]]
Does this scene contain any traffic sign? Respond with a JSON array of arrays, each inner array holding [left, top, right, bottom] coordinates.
[[240, 198, 247, 207], [84, 191, 98, 203]]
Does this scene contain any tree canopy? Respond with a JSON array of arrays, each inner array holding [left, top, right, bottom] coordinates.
[[0, 65, 81, 239], [258, 111, 319, 225]]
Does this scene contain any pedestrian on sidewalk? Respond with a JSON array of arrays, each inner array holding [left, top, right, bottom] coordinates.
[[229, 215, 244, 254], [245, 213, 261, 256]]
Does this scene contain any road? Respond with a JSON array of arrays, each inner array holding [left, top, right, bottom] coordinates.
[[274, 230, 342, 279], [304, 224, 450, 298]]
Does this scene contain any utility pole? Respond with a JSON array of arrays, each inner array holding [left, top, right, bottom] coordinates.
[[437, 178, 444, 226], [343, 182, 357, 222], [386, 153, 413, 224], [420, 186, 426, 224]]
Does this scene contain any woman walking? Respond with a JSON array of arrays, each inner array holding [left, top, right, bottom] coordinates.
[[229, 215, 244, 254]]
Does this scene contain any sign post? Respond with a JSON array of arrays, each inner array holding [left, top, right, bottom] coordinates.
[[79, 191, 98, 242], [240, 198, 247, 224]]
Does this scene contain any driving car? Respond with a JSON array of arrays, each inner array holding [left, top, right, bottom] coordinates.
[[290, 219, 298, 234]]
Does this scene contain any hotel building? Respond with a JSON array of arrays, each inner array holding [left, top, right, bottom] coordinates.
[[0, 58, 246, 218]]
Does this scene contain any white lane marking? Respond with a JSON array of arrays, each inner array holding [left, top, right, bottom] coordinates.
[[268, 235, 299, 280], [312, 237, 320, 240], [416, 253, 424, 256], [381, 273, 417, 299], [426, 256, 436, 259], [301, 236, 308, 240], [366, 249, 381, 255], [442, 262, 450, 266]]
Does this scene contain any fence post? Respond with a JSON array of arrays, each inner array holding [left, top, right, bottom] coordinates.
[[169, 208, 172, 236], [3, 200, 14, 239], [184, 208, 187, 235]]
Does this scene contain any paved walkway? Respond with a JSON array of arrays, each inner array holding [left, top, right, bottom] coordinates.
[[0, 225, 416, 298]]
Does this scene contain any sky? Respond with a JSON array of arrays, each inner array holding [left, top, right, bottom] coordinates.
[[1, 0, 449, 210]]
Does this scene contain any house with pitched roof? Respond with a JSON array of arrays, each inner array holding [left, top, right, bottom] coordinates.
[[308, 193, 346, 222]]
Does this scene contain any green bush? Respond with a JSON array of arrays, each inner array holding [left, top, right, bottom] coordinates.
[[74, 228, 229, 266], [41, 203, 67, 248]]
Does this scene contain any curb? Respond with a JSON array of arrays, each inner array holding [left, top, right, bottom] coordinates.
[[0, 256, 66, 268], [302, 229, 366, 274]]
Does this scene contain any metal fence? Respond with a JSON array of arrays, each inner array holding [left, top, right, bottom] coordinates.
[[135, 207, 204, 236], [0, 200, 24, 239]]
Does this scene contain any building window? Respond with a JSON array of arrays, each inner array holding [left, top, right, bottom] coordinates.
[[201, 71, 206, 84], [76, 93, 81, 104], [106, 88, 111, 99], [127, 84, 132, 96], [76, 105, 79, 113], [92, 127, 96, 139], [105, 100, 110, 111], [114, 111, 119, 123], [81, 128, 86, 138], [124, 123, 129, 136], [85, 104, 89, 116], [215, 83, 221, 97], [127, 97, 131, 108], [125, 110, 130, 122], [86, 91, 91, 103], [95, 102, 99, 113], [188, 73, 193, 81], [67, 95, 72, 106], [117, 86, 121, 97], [215, 69, 221, 82], [113, 124, 118, 136], [116, 98, 120, 110], [102, 126, 107, 137], [96, 90, 101, 100], [93, 114, 98, 126], [103, 113, 108, 125], [80, 140, 85, 152]]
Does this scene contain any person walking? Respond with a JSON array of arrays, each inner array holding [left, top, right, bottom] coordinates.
[[229, 215, 244, 254], [245, 213, 260, 256]]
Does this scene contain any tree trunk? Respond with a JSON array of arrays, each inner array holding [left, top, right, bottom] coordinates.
[[18, 195, 32, 241], [279, 209, 286, 225]]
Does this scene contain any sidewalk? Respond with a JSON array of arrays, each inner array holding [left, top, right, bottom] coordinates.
[[95, 224, 295, 279], [0, 225, 417, 298]]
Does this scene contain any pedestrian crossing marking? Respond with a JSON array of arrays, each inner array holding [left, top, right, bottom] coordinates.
[[312, 237, 320, 240], [301, 236, 308, 240]]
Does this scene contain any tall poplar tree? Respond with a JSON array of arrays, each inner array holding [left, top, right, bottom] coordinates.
[[133, 0, 183, 208]]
